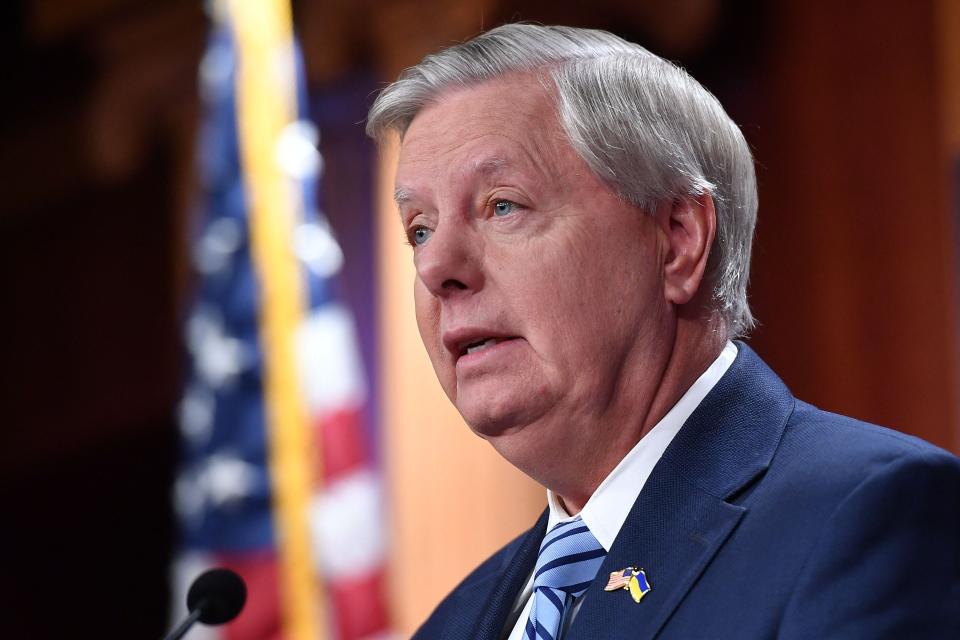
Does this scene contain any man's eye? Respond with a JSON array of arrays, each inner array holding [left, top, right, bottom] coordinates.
[[411, 226, 433, 245], [493, 200, 517, 217]]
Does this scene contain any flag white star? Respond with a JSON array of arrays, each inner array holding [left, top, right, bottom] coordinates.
[[275, 119, 322, 179], [179, 383, 215, 446], [293, 220, 344, 277], [193, 216, 243, 275], [174, 452, 258, 522], [203, 453, 258, 507], [187, 307, 249, 389]]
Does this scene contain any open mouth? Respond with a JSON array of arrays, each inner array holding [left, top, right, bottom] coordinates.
[[459, 336, 517, 358]]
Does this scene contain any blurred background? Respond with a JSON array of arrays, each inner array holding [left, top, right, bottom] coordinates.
[[1, 0, 958, 638]]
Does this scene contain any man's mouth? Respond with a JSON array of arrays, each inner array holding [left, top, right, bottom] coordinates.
[[443, 328, 520, 361], [464, 337, 505, 355]]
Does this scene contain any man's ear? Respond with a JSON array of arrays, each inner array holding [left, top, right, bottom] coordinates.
[[657, 193, 716, 306]]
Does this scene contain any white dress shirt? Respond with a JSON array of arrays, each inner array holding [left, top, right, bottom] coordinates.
[[503, 342, 738, 640]]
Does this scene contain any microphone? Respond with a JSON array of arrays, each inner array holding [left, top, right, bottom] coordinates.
[[163, 568, 247, 640]]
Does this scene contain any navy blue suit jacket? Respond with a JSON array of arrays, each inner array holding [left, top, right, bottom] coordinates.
[[413, 343, 960, 639]]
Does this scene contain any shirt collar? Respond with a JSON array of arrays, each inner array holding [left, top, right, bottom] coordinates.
[[546, 341, 738, 550]]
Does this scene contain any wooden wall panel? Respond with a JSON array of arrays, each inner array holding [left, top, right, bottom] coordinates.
[[748, 1, 959, 452], [938, 0, 960, 153]]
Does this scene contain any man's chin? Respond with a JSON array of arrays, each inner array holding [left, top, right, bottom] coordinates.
[[457, 396, 544, 440]]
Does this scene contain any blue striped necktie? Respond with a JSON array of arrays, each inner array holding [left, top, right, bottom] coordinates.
[[525, 516, 606, 640]]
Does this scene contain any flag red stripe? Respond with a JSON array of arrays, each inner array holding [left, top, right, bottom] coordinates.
[[314, 407, 368, 483], [217, 551, 283, 640], [329, 567, 391, 640]]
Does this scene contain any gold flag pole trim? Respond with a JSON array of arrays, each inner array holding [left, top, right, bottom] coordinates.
[[227, 0, 324, 637]]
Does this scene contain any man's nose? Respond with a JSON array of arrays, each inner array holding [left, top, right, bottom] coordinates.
[[415, 220, 484, 297]]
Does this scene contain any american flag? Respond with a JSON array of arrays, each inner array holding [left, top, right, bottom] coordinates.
[[170, 3, 389, 638], [604, 568, 636, 591]]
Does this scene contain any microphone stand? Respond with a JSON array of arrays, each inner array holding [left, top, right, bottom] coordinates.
[[162, 604, 204, 640]]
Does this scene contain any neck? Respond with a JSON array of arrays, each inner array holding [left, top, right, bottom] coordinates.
[[556, 313, 728, 513], [640, 313, 728, 439]]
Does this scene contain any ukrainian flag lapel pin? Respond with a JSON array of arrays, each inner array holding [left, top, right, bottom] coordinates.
[[604, 567, 652, 603]]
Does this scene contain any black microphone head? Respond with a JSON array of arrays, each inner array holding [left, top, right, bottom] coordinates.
[[186, 568, 247, 625]]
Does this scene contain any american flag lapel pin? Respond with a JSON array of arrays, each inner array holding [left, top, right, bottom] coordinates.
[[604, 567, 652, 603]]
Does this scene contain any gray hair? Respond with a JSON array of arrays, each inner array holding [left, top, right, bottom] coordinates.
[[367, 23, 757, 336]]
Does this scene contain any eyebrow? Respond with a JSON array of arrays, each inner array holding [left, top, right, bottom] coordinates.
[[393, 156, 515, 208], [394, 187, 414, 207], [475, 156, 510, 176]]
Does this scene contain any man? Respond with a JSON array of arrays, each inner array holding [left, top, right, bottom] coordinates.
[[366, 24, 960, 639]]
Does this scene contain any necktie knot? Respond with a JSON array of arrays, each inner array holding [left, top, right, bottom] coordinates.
[[525, 517, 606, 640]]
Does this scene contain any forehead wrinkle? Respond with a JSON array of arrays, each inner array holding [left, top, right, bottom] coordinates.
[[469, 152, 551, 185], [462, 127, 564, 183], [397, 92, 573, 204]]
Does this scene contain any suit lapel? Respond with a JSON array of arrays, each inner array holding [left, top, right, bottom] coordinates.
[[570, 462, 745, 639], [440, 510, 549, 640], [570, 343, 794, 639]]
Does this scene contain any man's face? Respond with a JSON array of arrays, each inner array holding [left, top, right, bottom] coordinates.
[[394, 74, 672, 466]]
